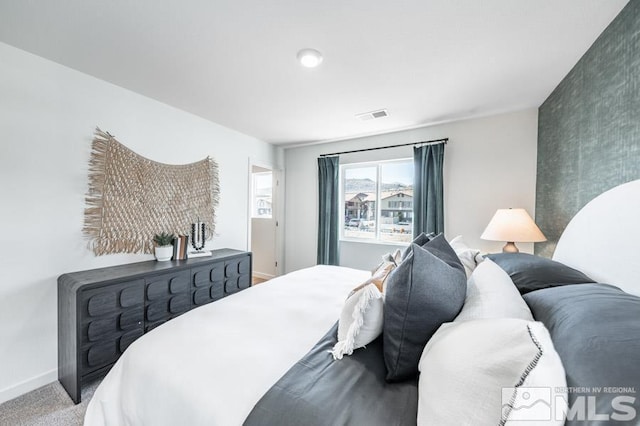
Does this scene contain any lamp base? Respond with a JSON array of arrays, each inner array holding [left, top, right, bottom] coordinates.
[[502, 242, 519, 253]]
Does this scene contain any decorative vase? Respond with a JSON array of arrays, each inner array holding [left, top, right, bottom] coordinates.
[[154, 245, 173, 262]]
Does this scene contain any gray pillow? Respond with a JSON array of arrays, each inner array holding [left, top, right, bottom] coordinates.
[[487, 253, 595, 295], [524, 283, 640, 425], [384, 235, 467, 382], [400, 232, 435, 260]]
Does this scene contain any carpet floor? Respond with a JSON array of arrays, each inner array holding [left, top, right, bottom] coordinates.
[[0, 380, 99, 426]]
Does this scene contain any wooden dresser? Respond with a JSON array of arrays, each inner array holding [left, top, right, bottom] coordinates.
[[58, 249, 252, 403]]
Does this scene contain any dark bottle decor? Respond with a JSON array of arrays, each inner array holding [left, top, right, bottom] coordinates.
[[191, 220, 206, 251]]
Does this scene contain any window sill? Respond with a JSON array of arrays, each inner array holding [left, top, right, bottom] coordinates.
[[339, 238, 409, 247]]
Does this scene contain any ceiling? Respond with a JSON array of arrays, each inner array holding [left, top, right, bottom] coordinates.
[[0, 0, 628, 146]]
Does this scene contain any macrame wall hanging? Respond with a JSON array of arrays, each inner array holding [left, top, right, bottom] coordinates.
[[84, 128, 220, 255]]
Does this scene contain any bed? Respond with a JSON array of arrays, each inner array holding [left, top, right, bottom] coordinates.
[[85, 180, 640, 426]]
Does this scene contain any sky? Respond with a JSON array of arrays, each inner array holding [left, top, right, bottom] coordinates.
[[344, 161, 414, 185]]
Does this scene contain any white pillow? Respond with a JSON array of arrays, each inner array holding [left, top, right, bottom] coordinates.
[[418, 319, 567, 426], [449, 235, 483, 278], [455, 258, 534, 322], [330, 283, 383, 360]]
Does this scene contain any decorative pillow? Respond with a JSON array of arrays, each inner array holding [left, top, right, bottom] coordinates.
[[369, 248, 402, 274], [354, 249, 402, 294], [524, 283, 640, 426], [455, 259, 534, 322], [487, 253, 595, 295], [381, 248, 403, 266], [449, 235, 483, 278], [418, 319, 567, 426], [330, 283, 383, 360], [400, 232, 435, 260], [383, 234, 466, 381]]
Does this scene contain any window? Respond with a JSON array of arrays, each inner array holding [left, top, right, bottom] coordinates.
[[341, 159, 414, 244], [252, 171, 272, 218]]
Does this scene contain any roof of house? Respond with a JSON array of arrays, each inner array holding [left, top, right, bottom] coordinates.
[[345, 190, 414, 203]]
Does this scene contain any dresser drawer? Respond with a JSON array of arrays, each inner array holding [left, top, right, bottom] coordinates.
[[223, 255, 252, 295], [191, 262, 226, 307], [143, 270, 190, 329], [78, 281, 144, 374]]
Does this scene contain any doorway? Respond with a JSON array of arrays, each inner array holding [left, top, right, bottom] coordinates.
[[248, 163, 281, 283]]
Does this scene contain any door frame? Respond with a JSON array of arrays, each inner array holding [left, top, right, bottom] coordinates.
[[247, 159, 284, 277]]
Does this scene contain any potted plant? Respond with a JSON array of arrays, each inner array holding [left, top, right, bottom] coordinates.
[[153, 232, 175, 261]]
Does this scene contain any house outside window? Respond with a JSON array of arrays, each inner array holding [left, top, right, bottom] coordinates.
[[341, 159, 414, 244], [252, 172, 272, 218]]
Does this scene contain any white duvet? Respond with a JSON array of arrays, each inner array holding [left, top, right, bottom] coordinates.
[[84, 265, 369, 426]]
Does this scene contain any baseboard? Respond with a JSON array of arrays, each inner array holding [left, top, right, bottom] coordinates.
[[0, 368, 58, 404], [253, 271, 275, 280]]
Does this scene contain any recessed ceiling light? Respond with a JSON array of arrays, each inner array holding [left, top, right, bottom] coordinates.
[[297, 48, 323, 68]]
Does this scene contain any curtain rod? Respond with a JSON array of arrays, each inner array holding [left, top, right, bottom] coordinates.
[[318, 138, 448, 157]]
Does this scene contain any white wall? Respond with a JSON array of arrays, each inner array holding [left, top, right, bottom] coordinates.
[[0, 42, 279, 402], [251, 218, 276, 278], [284, 109, 539, 273]]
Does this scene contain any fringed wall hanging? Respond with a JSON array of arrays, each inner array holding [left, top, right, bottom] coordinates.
[[84, 128, 220, 255]]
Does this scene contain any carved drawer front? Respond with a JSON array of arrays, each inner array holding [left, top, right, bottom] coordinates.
[[79, 280, 144, 375], [238, 257, 251, 275], [210, 282, 224, 300], [225, 261, 240, 278], [120, 329, 144, 352], [191, 262, 225, 307], [144, 271, 190, 330], [238, 274, 251, 290], [193, 288, 210, 305], [224, 277, 241, 295], [223, 256, 252, 295], [210, 264, 225, 282], [119, 309, 144, 330], [86, 341, 118, 369], [86, 318, 116, 342], [224, 274, 251, 294]]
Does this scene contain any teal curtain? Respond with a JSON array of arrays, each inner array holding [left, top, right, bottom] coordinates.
[[413, 143, 445, 238], [317, 156, 340, 265]]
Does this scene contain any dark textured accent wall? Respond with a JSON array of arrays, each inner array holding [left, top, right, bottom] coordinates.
[[535, 0, 640, 257]]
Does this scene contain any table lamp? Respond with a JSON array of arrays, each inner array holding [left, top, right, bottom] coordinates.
[[480, 208, 546, 253]]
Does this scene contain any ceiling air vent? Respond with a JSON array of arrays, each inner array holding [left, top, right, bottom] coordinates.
[[356, 109, 389, 121]]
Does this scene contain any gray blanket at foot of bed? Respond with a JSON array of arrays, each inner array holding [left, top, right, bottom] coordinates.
[[244, 322, 418, 426], [524, 283, 640, 426]]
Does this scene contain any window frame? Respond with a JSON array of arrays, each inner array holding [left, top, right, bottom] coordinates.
[[339, 158, 413, 246], [251, 171, 273, 219]]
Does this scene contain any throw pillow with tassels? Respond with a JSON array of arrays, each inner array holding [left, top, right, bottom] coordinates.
[[330, 283, 384, 360]]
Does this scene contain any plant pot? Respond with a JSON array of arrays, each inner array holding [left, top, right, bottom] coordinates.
[[154, 245, 173, 262]]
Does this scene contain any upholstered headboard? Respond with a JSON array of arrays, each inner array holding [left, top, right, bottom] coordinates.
[[553, 179, 640, 296]]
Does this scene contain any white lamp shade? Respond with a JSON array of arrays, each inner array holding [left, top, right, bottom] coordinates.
[[481, 208, 546, 243]]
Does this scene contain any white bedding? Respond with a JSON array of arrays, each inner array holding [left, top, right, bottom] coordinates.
[[84, 265, 369, 426]]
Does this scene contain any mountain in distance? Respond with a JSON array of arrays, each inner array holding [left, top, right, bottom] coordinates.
[[345, 178, 412, 193], [382, 182, 412, 192], [345, 178, 376, 193]]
